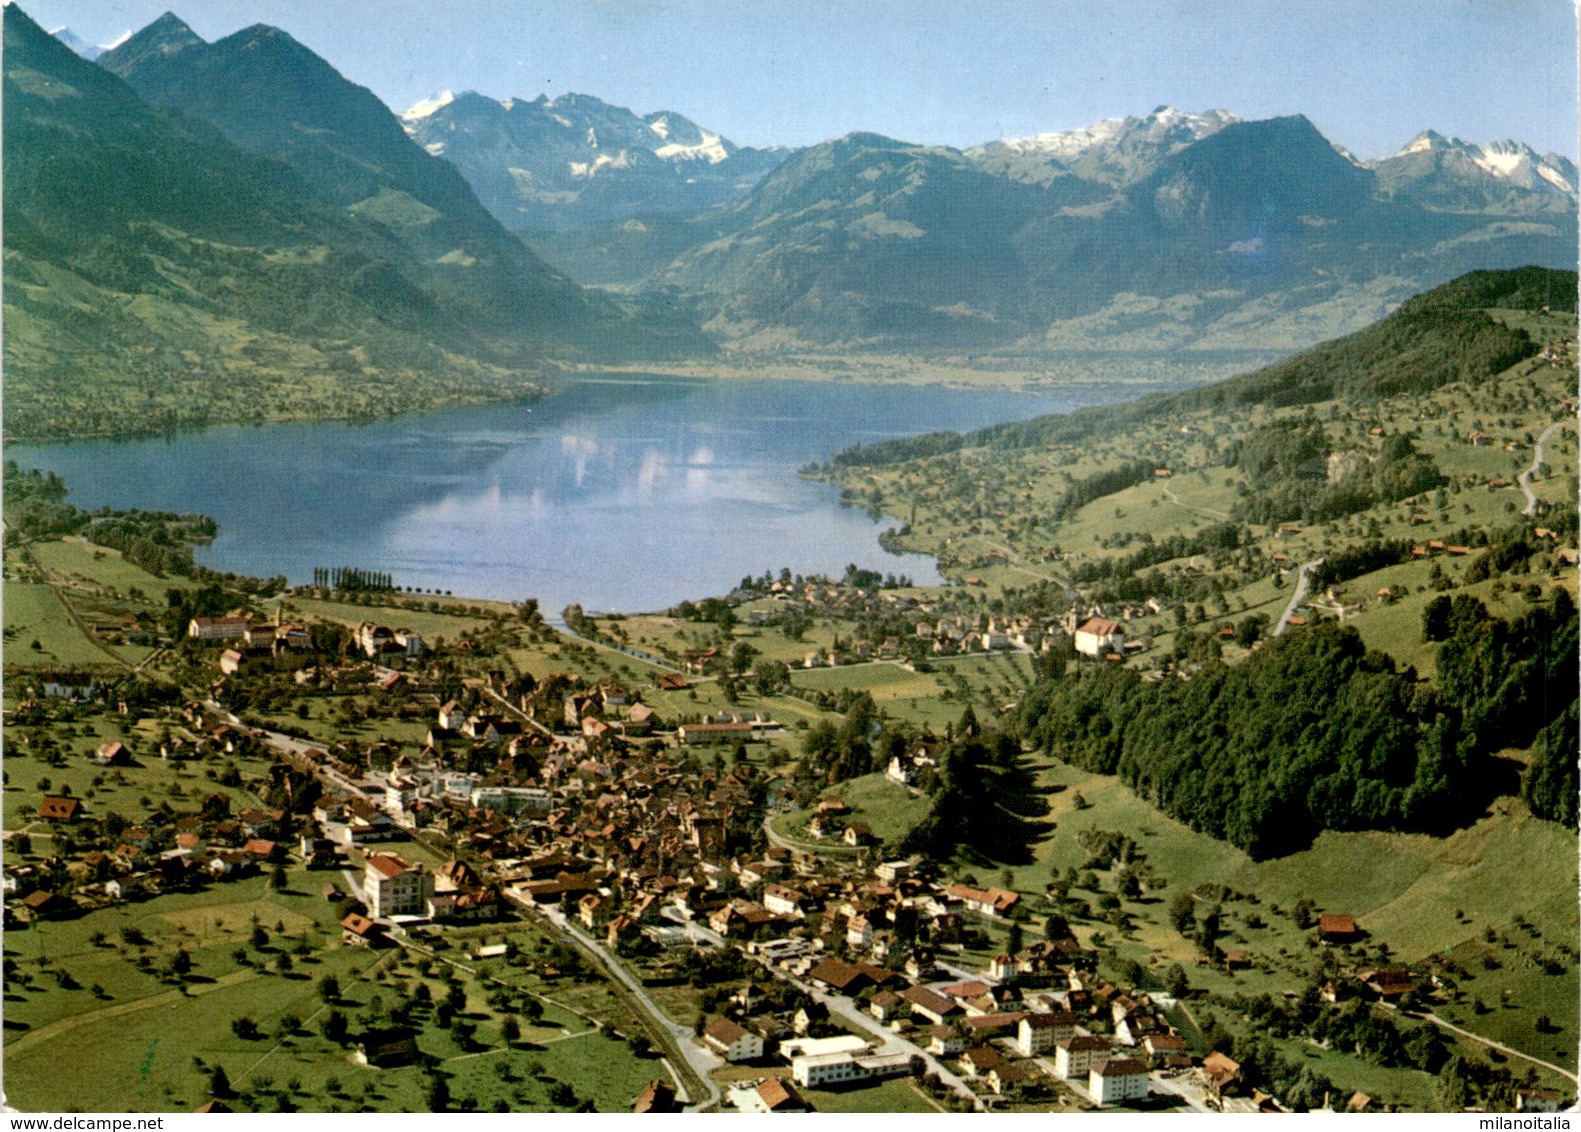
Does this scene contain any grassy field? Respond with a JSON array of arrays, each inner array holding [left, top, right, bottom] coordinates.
[[284, 596, 501, 644], [804, 1076, 942, 1113], [987, 752, 1578, 1078], [3, 582, 113, 669], [30, 538, 199, 598], [0, 734, 279, 836], [791, 662, 945, 702], [3, 874, 664, 1113]]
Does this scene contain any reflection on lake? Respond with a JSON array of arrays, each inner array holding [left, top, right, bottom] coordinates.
[[9, 374, 1164, 613]]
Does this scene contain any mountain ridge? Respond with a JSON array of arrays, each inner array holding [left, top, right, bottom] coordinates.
[[400, 86, 791, 232], [2, 3, 703, 441], [96, 12, 706, 358]]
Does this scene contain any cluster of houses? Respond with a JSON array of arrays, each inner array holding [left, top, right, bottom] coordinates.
[[801, 796, 876, 846], [684, 933, 1214, 1109], [7, 794, 298, 920], [191, 613, 425, 676], [5, 623, 1491, 1118]]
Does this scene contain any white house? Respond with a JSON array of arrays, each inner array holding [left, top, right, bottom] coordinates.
[[1055, 1035, 1111, 1081], [762, 885, 806, 917], [1074, 617, 1124, 658], [188, 616, 248, 641], [364, 853, 434, 919], [702, 1017, 764, 1063], [1090, 1058, 1150, 1106], [791, 1050, 910, 1088], [1016, 1011, 1076, 1057]]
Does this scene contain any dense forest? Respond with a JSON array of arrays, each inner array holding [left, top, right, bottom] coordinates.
[[1016, 583, 1578, 856], [1228, 420, 1446, 524], [898, 725, 1049, 865]]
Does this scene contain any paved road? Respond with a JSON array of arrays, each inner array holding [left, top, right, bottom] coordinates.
[[979, 540, 1068, 588], [481, 686, 557, 740], [1272, 558, 1323, 638], [659, 905, 732, 950], [1518, 422, 1563, 516], [209, 701, 377, 804], [552, 624, 687, 674], [536, 905, 724, 1112], [760, 813, 862, 859], [771, 964, 984, 1110], [1147, 1069, 1214, 1112]]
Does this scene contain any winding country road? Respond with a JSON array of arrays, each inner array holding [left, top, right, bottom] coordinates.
[[1417, 1011, 1579, 1086], [1161, 481, 1231, 521], [1518, 422, 1562, 517], [1272, 558, 1323, 638]]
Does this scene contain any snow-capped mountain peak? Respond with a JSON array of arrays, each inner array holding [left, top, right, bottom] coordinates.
[[402, 89, 455, 122], [49, 23, 130, 60], [398, 86, 790, 230], [1000, 105, 1240, 162], [1392, 130, 1577, 197]]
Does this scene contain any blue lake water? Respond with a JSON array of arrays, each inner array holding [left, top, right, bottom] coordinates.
[[8, 375, 1163, 614]]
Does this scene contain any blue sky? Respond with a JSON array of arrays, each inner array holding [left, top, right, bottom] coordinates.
[[21, 0, 1580, 158]]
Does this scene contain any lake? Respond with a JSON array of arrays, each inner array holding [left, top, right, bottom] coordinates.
[[8, 374, 1167, 614]]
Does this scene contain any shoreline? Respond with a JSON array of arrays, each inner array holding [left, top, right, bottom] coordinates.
[[5, 348, 1277, 446]]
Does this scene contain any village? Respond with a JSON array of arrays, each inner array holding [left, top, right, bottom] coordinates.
[[3, 295, 1576, 1114], [6, 592, 1570, 1117]]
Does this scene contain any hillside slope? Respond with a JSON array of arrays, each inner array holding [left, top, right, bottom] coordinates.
[[3, 5, 532, 439], [96, 15, 704, 359], [829, 267, 1573, 466]]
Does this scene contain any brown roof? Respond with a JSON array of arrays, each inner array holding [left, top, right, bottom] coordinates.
[[806, 957, 874, 992], [633, 1080, 680, 1114], [1093, 1057, 1149, 1078], [365, 853, 412, 879], [704, 1017, 749, 1045], [755, 1078, 810, 1112], [37, 796, 81, 821], [961, 1045, 1005, 1070], [965, 1011, 1027, 1032], [1060, 1035, 1111, 1053], [1203, 1051, 1240, 1084], [1318, 914, 1357, 936], [341, 912, 381, 937], [901, 985, 959, 1016], [1076, 617, 1122, 636], [1024, 1011, 1077, 1030]]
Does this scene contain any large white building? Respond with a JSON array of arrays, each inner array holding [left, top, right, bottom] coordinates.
[[364, 852, 434, 919], [1016, 1011, 1076, 1057], [791, 1050, 911, 1088], [470, 786, 554, 815], [188, 616, 249, 642], [1090, 1058, 1150, 1106], [1054, 1035, 1111, 1081]]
